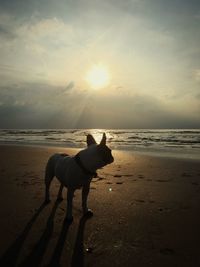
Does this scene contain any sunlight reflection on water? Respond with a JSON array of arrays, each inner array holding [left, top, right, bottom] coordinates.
[[87, 129, 113, 144], [0, 129, 200, 159]]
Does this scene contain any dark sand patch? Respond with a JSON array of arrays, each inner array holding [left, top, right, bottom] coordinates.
[[134, 199, 145, 203], [156, 179, 172, 183], [138, 174, 145, 179], [160, 248, 175, 255], [182, 173, 193, 177], [191, 181, 199, 186]]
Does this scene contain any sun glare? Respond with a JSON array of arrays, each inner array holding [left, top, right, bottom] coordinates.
[[85, 64, 110, 90]]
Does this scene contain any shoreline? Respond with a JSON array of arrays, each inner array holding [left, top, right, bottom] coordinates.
[[0, 142, 200, 161]]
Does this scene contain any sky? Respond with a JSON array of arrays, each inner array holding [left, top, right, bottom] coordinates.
[[0, 0, 200, 129]]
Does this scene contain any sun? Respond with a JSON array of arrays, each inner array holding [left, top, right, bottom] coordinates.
[[85, 64, 110, 90]]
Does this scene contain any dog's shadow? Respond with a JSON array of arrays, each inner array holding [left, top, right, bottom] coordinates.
[[19, 200, 61, 267], [48, 213, 92, 267], [0, 201, 92, 267], [70, 215, 91, 267], [0, 201, 47, 267]]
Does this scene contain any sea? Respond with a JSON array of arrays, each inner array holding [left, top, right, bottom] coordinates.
[[0, 129, 200, 159]]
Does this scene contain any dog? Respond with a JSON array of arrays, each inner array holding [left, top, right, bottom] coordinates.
[[44, 133, 114, 223]]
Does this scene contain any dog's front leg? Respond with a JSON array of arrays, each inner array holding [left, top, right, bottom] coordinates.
[[65, 188, 75, 223], [82, 184, 93, 217]]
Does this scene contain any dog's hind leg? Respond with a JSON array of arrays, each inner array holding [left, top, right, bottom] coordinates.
[[44, 159, 55, 204], [56, 183, 64, 202]]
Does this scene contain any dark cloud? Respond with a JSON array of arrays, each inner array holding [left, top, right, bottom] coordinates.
[[65, 81, 74, 91], [75, 94, 200, 129], [0, 25, 15, 39], [1, 82, 199, 129]]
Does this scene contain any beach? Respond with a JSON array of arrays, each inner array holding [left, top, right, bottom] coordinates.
[[0, 144, 200, 267]]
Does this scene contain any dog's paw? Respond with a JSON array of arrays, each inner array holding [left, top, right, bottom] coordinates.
[[84, 209, 94, 218], [56, 196, 63, 202], [64, 216, 73, 224]]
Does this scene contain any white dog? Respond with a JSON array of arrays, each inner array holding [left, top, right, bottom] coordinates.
[[44, 133, 114, 223]]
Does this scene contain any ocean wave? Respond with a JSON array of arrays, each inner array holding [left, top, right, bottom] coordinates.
[[0, 129, 79, 135], [0, 129, 200, 155]]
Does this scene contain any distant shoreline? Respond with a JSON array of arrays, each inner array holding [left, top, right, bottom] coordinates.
[[0, 142, 199, 161]]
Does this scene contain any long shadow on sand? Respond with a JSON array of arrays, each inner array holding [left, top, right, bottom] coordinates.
[[71, 215, 92, 267], [48, 214, 92, 267], [47, 217, 71, 267], [0, 202, 47, 267], [18, 200, 61, 267], [0, 201, 92, 267]]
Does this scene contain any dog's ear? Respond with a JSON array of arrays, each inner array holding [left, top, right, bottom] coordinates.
[[100, 133, 106, 146], [87, 134, 97, 146]]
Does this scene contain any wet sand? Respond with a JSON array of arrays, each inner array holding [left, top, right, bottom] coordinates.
[[0, 144, 200, 267]]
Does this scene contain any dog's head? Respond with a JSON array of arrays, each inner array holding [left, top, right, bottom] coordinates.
[[86, 133, 114, 167]]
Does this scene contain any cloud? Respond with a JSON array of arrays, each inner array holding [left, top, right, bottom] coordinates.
[[194, 69, 200, 81], [0, 13, 98, 84], [0, 81, 199, 129], [0, 24, 15, 39], [0, 82, 75, 128], [65, 81, 74, 91]]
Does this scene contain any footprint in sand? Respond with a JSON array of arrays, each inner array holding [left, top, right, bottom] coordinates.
[[92, 177, 105, 182], [149, 200, 155, 203], [156, 179, 172, 182], [158, 207, 171, 212], [114, 174, 132, 178], [134, 199, 145, 203], [90, 186, 97, 190], [116, 182, 123, 185], [191, 181, 199, 186], [160, 248, 175, 255], [182, 173, 192, 177]]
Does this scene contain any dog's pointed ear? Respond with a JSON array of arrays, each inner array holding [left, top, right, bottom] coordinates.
[[100, 133, 106, 146], [87, 134, 97, 146]]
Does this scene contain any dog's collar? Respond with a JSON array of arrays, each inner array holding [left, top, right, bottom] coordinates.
[[74, 153, 97, 177]]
